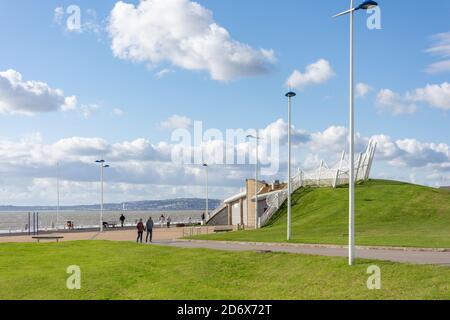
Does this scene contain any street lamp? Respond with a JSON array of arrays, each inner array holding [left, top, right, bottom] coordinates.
[[247, 134, 261, 229], [56, 162, 60, 231], [285, 91, 296, 241], [333, 0, 378, 266], [95, 160, 110, 232], [202, 163, 209, 219]]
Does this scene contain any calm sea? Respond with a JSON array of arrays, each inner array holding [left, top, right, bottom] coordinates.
[[0, 210, 203, 234]]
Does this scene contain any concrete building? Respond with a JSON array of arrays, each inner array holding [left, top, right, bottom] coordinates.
[[207, 179, 285, 229]]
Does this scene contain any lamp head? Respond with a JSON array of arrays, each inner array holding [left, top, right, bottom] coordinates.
[[95, 160, 105, 163], [285, 91, 296, 98], [357, 1, 378, 10]]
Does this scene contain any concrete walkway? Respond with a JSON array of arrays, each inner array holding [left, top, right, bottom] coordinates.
[[153, 240, 450, 266]]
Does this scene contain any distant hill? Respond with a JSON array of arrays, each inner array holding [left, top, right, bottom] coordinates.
[[0, 198, 222, 212]]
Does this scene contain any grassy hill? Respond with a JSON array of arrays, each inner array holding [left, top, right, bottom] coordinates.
[[196, 180, 450, 248]]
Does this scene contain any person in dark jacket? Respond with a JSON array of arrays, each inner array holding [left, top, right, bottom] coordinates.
[[120, 214, 126, 227], [146, 217, 154, 243], [136, 219, 145, 243]]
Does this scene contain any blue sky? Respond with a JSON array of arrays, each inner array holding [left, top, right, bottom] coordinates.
[[0, 0, 449, 205]]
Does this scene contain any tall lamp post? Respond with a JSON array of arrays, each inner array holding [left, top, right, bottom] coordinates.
[[333, 0, 378, 266], [56, 162, 60, 231], [95, 160, 110, 232], [202, 163, 209, 219], [285, 91, 296, 241], [247, 134, 261, 229]]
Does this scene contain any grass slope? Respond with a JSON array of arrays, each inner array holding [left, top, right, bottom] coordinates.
[[195, 180, 450, 248], [0, 241, 449, 300]]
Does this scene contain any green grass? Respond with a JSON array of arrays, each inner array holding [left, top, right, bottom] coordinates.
[[0, 241, 449, 300], [195, 180, 450, 248]]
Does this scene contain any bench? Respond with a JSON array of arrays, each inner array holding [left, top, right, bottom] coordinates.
[[213, 226, 234, 233], [103, 222, 118, 229], [32, 236, 64, 243]]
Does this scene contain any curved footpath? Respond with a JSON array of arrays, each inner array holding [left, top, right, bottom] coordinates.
[[1, 228, 449, 266], [152, 239, 450, 266]]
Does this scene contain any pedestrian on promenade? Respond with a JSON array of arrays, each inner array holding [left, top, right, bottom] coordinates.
[[120, 214, 126, 227], [159, 214, 165, 228], [146, 217, 154, 243], [136, 219, 145, 243], [167, 216, 171, 229]]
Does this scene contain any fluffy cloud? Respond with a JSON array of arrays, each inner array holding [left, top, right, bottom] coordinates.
[[112, 108, 125, 117], [412, 82, 450, 110], [0, 69, 77, 116], [108, 0, 276, 81], [356, 83, 373, 98], [1, 118, 450, 205], [160, 115, 193, 130], [376, 89, 417, 115], [425, 31, 450, 74], [375, 82, 450, 114], [80, 104, 101, 118], [286, 59, 334, 90]]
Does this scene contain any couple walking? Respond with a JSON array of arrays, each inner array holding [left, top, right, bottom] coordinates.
[[136, 217, 154, 243]]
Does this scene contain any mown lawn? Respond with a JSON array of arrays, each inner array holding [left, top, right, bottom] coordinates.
[[194, 180, 450, 248], [0, 241, 449, 300]]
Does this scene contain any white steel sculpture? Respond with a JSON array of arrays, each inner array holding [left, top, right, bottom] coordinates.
[[260, 140, 377, 227]]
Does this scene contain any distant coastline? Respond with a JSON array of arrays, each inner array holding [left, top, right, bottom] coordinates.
[[0, 198, 222, 212]]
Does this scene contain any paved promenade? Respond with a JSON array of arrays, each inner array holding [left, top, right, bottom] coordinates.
[[153, 240, 450, 266], [1, 228, 449, 266], [0, 227, 214, 243]]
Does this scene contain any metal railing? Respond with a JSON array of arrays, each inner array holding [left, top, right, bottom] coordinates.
[[260, 141, 377, 227]]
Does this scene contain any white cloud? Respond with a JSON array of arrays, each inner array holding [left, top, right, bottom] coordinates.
[[160, 115, 193, 130], [0, 69, 77, 116], [1, 119, 450, 204], [412, 82, 450, 110], [376, 89, 417, 115], [80, 104, 101, 119], [426, 32, 450, 57], [425, 31, 450, 74], [108, 0, 276, 81], [356, 82, 373, 98], [286, 59, 334, 90], [112, 108, 125, 117], [424, 60, 450, 75], [155, 68, 174, 79]]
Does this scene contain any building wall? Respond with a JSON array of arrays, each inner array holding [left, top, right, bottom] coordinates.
[[246, 179, 267, 228], [206, 205, 229, 226]]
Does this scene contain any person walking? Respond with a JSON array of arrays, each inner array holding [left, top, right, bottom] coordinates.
[[146, 217, 154, 243], [136, 219, 145, 243], [120, 214, 126, 228], [167, 216, 171, 229]]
